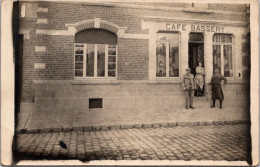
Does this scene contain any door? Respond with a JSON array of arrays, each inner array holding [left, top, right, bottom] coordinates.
[[188, 42, 205, 96], [188, 43, 204, 76]]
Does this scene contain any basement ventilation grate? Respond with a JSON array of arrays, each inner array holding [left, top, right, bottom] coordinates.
[[89, 98, 103, 109]]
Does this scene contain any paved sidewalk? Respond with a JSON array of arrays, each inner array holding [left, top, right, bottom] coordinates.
[[15, 123, 251, 161], [17, 103, 250, 131]]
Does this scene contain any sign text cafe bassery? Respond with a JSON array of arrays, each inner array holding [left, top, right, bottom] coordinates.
[[166, 23, 225, 32]]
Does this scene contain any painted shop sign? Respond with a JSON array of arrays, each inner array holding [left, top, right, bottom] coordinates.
[[166, 23, 224, 33]]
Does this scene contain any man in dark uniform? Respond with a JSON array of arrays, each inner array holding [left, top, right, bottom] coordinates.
[[182, 68, 196, 109], [210, 69, 227, 109]]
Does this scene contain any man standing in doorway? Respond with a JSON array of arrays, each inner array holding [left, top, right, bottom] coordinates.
[[210, 69, 227, 109], [182, 68, 196, 109]]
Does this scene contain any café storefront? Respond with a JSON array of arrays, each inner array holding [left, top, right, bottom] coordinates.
[[141, 17, 248, 96], [17, 1, 250, 125]]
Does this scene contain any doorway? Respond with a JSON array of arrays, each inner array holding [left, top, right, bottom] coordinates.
[[188, 33, 205, 96]]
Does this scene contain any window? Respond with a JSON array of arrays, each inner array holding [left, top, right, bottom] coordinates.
[[74, 44, 117, 78], [156, 32, 180, 78], [89, 98, 102, 109], [213, 34, 233, 77], [74, 29, 117, 78]]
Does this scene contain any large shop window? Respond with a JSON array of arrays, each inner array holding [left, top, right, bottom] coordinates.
[[74, 29, 117, 78], [213, 34, 233, 77], [156, 32, 180, 78]]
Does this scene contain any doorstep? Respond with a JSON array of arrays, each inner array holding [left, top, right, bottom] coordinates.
[[16, 120, 250, 134]]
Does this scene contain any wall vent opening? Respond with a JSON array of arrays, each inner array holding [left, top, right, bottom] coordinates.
[[89, 98, 103, 109]]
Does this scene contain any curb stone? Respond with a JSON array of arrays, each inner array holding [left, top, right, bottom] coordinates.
[[101, 125, 111, 130], [120, 124, 133, 129], [143, 124, 152, 128], [16, 120, 250, 134], [169, 122, 177, 127], [83, 126, 92, 131], [152, 123, 160, 128], [92, 125, 101, 130], [159, 122, 169, 127], [73, 126, 84, 131], [111, 125, 120, 129], [133, 124, 143, 128]]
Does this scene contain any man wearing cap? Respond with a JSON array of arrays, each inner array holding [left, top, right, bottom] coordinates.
[[182, 68, 196, 109], [210, 69, 227, 109]]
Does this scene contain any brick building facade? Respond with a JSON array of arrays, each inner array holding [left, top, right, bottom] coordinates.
[[16, 1, 250, 123]]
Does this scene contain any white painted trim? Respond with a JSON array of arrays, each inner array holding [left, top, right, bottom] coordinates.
[[142, 16, 248, 27], [65, 19, 127, 32], [35, 29, 150, 40], [166, 42, 169, 77], [21, 3, 26, 17], [34, 63, 46, 69], [94, 44, 97, 77], [37, 7, 48, 13], [35, 46, 46, 52], [18, 29, 30, 39], [36, 18, 48, 24], [83, 44, 87, 77], [36, 29, 47, 34], [105, 45, 108, 77], [94, 18, 101, 28]]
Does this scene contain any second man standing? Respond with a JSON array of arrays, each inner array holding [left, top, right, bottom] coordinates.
[[182, 68, 196, 109]]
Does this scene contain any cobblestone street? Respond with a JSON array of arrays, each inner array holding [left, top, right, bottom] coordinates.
[[15, 124, 251, 161]]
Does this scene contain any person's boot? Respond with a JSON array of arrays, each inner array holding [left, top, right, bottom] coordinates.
[[220, 100, 222, 109], [190, 106, 195, 109], [211, 100, 215, 108]]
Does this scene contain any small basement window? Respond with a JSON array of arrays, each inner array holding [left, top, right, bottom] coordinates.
[[89, 98, 103, 109]]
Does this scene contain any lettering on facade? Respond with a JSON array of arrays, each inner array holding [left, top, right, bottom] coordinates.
[[166, 23, 224, 33]]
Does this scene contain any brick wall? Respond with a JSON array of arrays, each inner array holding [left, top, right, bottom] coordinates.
[[19, 18, 37, 102], [118, 38, 149, 80], [19, 15, 75, 102], [37, 2, 247, 32], [34, 36, 74, 80]]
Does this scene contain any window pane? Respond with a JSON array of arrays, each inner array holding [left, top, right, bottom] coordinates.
[[108, 63, 116, 69], [108, 56, 116, 62], [74, 44, 84, 77], [224, 45, 233, 77], [75, 63, 83, 69], [108, 45, 116, 55], [86, 44, 94, 77], [213, 45, 221, 72], [156, 43, 166, 77], [97, 44, 105, 77], [75, 70, 83, 77], [75, 55, 83, 62], [108, 45, 116, 77], [75, 48, 83, 54], [213, 34, 232, 43], [169, 42, 179, 77], [108, 71, 115, 77]]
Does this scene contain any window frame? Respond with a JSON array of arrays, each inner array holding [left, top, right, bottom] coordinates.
[[74, 43, 118, 79], [212, 34, 234, 78], [156, 32, 181, 79]]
